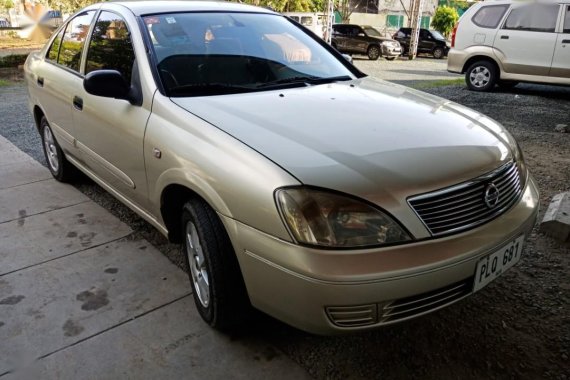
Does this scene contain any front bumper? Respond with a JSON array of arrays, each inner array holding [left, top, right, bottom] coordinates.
[[222, 175, 539, 335], [382, 44, 402, 57]]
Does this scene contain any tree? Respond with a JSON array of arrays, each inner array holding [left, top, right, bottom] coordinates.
[[336, 0, 361, 23], [239, 0, 313, 12], [431, 5, 459, 38]]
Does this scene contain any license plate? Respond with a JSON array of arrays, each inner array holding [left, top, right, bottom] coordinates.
[[473, 235, 525, 292]]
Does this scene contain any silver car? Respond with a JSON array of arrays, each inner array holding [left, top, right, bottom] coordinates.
[[25, 1, 539, 335]]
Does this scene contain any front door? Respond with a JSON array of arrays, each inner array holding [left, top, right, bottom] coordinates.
[[72, 10, 152, 209], [551, 5, 570, 78], [493, 3, 560, 76]]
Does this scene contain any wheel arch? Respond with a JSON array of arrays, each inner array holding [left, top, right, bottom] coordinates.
[[33, 105, 46, 132], [462, 54, 500, 76]]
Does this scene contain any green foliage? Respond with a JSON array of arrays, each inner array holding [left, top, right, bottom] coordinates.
[[431, 5, 459, 38], [1, 0, 15, 9], [0, 54, 28, 68], [45, 0, 100, 14], [240, 0, 315, 12]]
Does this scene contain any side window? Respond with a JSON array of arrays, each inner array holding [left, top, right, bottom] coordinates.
[[58, 11, 96, 71], [46, 27, 64, 61], [564, 5, 570, 33], [503, 4, 560, 33], [472, 5, 509, 29], [420, 29, 430, 39], [85, 11, 136, 83]]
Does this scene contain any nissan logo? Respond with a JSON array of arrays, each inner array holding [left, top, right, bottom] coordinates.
[[484, 183, 500, 209]]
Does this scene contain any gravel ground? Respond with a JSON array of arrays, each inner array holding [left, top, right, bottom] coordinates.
[[1, 61, 569, 379]]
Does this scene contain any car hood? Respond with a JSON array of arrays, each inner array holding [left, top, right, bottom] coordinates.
[[171, 77, 515, 205]]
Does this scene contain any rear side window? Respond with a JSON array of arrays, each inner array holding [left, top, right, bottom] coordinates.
[[472, 5, 509, 29], [58, 11, 96, 71], [46, 27, 64, 61], [85, 11, 136, 83], [503, 4, 560, 33], [564, 5, 570, 33]]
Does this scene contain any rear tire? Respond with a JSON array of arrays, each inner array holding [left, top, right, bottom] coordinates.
[[367, 45, 380, 60], [181, 198, 250, 330], [39, 116, 77, 182], [465, 60, 498, 92]]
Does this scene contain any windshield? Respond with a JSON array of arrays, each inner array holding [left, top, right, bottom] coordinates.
[[363, 27, 381, 37], [144, 12, 356, 96], [430, 30, 445, 40]]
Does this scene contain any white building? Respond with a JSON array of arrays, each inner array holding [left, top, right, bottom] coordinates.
[[348, 0, 439, 34]]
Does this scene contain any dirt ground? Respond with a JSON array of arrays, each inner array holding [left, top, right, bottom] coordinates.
[[1, 63, 568, 379]]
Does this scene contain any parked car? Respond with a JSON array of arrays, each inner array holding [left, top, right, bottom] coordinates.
[[0, 17, 10, 28], [448, 0, 570, 91], [393, 27, 450, 59], [25, 0, 538, 335], [332, 24, 402, 60]]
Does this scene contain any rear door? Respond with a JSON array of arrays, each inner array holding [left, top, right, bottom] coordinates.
[[31, 11, 96, 159], [550, 4, 570, 78], [493, 3, 560, 76]]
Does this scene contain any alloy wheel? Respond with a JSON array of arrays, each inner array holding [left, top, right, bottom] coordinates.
[[43, 126, 59, 173], [186, 221, 210, 307]]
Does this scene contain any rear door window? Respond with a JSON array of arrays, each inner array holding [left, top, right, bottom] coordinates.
[[503, 4, 560, 33], [57, 11, 96, 72], [472, 5, 509, 29], [46, 27, 64, 61]]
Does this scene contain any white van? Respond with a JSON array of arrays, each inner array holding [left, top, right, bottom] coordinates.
[[448, 0, 570, 91], [284, 12, 328, 39]]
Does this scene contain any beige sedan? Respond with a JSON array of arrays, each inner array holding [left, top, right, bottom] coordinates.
[[25, 1, 539, 335]]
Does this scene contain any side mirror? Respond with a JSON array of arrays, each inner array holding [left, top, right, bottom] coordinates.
[[84, 70, 135, 104], [342, 54, 353, 64]]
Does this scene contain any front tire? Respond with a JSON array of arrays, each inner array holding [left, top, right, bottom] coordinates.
[[367, 45, 380, 60], [181, 198, 250, 330], [465, 60, 498, 92], [40, 116, 76, 182], [433, 47, 445, 59]]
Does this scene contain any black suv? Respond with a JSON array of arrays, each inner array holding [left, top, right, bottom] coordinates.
[[393, 28, 450, 59], [332, 24, 402, 61]]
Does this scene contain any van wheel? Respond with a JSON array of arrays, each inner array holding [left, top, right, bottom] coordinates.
[[39, 116, 76, 182], [367, 45, 380, 60], [181, 198, 250, 330], [465, 61, 497, 92], [433, 47, 444, 59]]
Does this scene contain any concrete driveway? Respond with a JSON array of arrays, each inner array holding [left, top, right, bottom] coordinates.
[[0, 135, 309, 379]]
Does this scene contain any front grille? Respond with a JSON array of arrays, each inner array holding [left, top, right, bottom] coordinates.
[[380, 279, 472, 323], [408, 162, 523, 236]]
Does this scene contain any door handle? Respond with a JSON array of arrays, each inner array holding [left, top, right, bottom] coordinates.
[[562, 39, 570, 44], [500, 35, 509, 40], [73, 96, 83, 111], [37, 77, 44, 87]]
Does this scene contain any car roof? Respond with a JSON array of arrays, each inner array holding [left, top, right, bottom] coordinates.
[[104, 0, 276, 16]]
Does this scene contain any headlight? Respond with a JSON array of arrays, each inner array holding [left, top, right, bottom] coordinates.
[[275, 187, 411, 248]]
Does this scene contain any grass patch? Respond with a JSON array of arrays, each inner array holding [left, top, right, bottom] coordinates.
[[0, 79, 12, 86], [412, 78, 465, 89]]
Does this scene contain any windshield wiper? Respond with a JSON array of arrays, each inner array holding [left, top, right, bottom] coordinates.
[[256, 75, 353, 89], [168, 83, 257, 96]]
